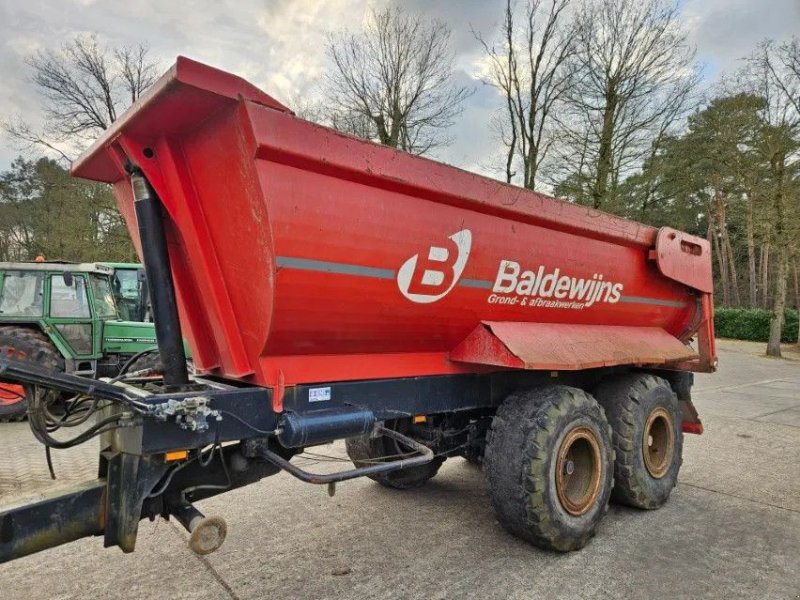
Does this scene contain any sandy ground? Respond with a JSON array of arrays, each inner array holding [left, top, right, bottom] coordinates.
[[1, 338, 799, 599]]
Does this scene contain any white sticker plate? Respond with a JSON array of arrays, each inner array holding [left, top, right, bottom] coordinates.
[[309, 387, 331, 402]]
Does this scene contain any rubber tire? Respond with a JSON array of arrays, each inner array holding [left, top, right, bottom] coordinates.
[[463, 439, 484, 467], [484, 385, 614, 552], [346, 429, 444, 490], [124, 352, 163, 375], [463, 453, 482, 467], [594, 373, 683, 509], [0, 326, 64, 421]]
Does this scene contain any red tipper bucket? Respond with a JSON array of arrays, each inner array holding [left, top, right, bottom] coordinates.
[[72, 57, 715, 388]]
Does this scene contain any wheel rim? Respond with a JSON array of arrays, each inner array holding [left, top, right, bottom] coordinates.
[[642, 407, 674, 478], [0, 382, 25, 407], [555, 426, 603, 516], [1, 344, 27, 407]]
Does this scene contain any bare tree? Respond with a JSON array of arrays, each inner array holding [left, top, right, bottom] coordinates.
[[329, 108, 378, 141], [475, 0, 574, 189], [322, 7, 471, 155], [4, 35, 159, 162], [281, 93, 325, 124], [550, 0, 699, 208], [284, 93, 377, 141], [764, 37, 800, 117]]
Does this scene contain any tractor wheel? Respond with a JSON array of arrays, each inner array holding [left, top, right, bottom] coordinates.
[[0, 326, 64, 421], [123, 351, 163, 375], [594, 373, 682, 509], [484, 386, 614, 552], [346, 421, 444, 490], [0, 382, 26, 420]]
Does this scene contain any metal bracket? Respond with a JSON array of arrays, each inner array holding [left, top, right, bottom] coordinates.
[[150, 396, 221, 432]]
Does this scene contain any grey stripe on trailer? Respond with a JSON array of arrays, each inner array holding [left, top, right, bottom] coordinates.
[[618, 295, 687, 308], [276, 256, 395, 280], [276, 256, 687, 307], [459, 278, 493, 289]]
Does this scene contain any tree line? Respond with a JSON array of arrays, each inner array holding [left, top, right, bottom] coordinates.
[[0, 157, 135, 262], [0, 0, 798, 355], [1, 36, 155, 262]]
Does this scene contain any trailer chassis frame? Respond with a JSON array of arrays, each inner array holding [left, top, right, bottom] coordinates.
[[0, 164, 707, 563], [0, 355, 676, 563]]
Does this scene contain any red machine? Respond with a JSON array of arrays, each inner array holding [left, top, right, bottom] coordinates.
[[0, 57, 715, 562], [74, 57, 715, 387]]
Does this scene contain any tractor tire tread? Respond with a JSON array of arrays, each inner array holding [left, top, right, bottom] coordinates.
[[0, 326, 64, 421], [346, 434, 443, 490], [594, 373, 683, 510], [484, 385, 614, 552]]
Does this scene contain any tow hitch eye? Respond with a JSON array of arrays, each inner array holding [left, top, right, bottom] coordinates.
[[171, 501, 228, 555]]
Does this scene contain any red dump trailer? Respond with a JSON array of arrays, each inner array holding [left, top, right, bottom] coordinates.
[[0, 57, 715, 561]]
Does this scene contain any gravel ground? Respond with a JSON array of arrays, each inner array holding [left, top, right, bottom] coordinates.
[[1, 338, 799, 599]]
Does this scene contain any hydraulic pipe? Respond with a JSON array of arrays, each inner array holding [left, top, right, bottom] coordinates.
[[130, 170, 189, 387], [0, 357, 135, 404], [258, 426, 435, 484]]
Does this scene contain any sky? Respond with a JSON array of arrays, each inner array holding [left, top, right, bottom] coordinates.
[[0, 0, 798, 176]]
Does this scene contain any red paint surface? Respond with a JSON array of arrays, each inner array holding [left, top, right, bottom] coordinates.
[[0, 382, 24, 406], [682, 422, 705, 435], [72, 57, 715, 387], [451, 322, 699, 371], [655, 227, 713, 294]]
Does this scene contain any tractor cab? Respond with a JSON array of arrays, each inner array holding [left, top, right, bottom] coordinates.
[[98, 262, 151, 322]]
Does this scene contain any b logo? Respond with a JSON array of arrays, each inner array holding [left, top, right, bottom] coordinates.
[[397, 229, 472, 303]]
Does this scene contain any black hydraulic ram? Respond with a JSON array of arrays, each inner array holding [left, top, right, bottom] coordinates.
[[129, 169, 189, 387], [277, 407, 376, 448]]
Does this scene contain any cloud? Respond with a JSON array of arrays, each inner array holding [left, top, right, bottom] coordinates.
[[682, 0, 800, 76], [0, 0, 375, 166], [0, 0, 796, 177]]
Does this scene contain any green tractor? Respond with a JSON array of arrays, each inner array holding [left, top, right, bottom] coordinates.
[[0, 262, 162, 421], [99, 262, 151, 322]]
